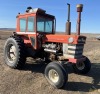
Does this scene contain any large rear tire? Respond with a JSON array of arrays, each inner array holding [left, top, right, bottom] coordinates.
[[72, 57, 91, 74], [4, 35, 26, 69], [45, 62, 68, 88]]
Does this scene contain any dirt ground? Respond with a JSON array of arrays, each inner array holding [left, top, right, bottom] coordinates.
[[0, 31, 100, 94]]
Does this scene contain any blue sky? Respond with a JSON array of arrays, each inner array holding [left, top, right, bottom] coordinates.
[[0, 0, 100, 33]]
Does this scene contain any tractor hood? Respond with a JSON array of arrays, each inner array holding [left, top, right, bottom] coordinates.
[[44, 34, 86, 44]]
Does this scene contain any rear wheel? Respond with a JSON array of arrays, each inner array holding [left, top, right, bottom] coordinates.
[[45, 62, 68, 88], [72, 57, 91, 74], [4, 35, 26, 69]]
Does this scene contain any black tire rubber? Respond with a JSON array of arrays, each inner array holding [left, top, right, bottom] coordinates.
[[4, 35, 26, 69], [45, 62, 68, 89], [72, 57, 91, 74]]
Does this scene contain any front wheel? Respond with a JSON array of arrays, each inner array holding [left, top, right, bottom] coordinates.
[[45, 62, 68, 88], [72, 57, 91, 74]]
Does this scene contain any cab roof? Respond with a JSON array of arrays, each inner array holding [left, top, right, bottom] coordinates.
[[17, 8, 55, 19]]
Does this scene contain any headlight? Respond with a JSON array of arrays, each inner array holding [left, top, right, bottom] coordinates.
[[82, 38, 86, 42], [68, 37, 74, 43], [78, 38, 86, 43]]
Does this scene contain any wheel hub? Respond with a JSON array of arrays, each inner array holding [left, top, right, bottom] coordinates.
[[48, 69, 59, 83], [76, 62, 85, 70], [10, 45, 16, 60], [7, 45, 17, 62]]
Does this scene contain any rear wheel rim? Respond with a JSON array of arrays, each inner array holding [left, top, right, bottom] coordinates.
[[7, 44, 17, 63], [76, 62, 85, 70], [48, 69, 59, 83]]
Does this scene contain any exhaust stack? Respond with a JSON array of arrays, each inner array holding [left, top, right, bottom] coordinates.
[[65, 3, 71, 35], [76, 4, 83, 35]]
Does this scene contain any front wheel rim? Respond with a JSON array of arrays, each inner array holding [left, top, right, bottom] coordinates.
[[48, 69, 59, 83]]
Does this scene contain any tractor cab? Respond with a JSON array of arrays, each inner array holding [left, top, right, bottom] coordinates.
[[16, 7, 55, 34]]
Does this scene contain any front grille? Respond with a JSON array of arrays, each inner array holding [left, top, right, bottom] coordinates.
[[67, 44, 84, 59], [63, 36, 86, 59]]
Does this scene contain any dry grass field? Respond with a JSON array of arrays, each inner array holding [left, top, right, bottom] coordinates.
[[0, 30, 100, 94]]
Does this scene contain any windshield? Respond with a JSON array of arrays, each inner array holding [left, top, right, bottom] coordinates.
[[37, 17, 53, 33]]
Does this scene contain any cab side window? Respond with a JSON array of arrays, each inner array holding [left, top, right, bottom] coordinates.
[[20, 18, 26, 32], [37, 17, 45, 32], [28, 17, 34, 32]]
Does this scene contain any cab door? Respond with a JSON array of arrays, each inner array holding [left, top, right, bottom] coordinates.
[[17, 14, 38, 49]]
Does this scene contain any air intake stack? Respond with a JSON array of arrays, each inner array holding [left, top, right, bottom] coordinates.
[[76, 4, 83, 35]]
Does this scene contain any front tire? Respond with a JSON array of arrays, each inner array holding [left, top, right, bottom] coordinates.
[[72, 57, 91, 74], [4, 35, 26, 69], [45, 62, 68, 88]]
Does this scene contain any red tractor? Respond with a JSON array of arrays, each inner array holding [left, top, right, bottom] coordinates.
[[4, 4, 91, 88]]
